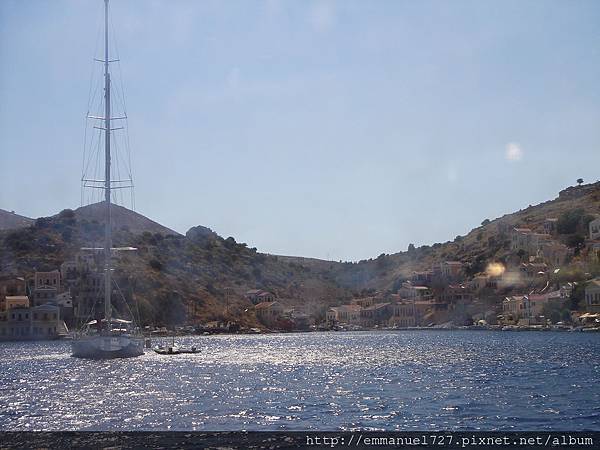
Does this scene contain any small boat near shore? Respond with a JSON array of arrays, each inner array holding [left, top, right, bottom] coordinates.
[[153, 345, 201, 355], [153, 336, 200, 355]]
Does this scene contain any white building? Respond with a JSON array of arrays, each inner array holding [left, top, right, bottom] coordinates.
[[585, 279, 600, 313]]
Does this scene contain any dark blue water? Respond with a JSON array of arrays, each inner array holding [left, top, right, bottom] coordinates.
[[0, 331, 598, 431]]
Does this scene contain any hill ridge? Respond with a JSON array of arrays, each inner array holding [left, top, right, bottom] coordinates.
[[0, 208, 34, 231]]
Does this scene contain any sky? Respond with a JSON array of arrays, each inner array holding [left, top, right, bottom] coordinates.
[[1, 0, 599, 261]]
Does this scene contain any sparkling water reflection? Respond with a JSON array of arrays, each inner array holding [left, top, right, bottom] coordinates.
[[0, 331, 598, 431]]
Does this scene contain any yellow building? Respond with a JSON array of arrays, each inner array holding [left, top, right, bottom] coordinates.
[[327, 304, 361, 324], [255, 301, 284, 325], [5, 295, 30, 310], [389, 302, 417, 328]]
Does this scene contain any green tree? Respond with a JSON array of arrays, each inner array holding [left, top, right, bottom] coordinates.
[[149, 259, 163, 271], [557, 208, 585, 234], [566, 234, 585, 252], [59, 209, 75, 219]]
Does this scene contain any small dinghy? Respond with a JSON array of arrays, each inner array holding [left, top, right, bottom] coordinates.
[[153, 345, 200, 355], [153, 336, 200, 355]]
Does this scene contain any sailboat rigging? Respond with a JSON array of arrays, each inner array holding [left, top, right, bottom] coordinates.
[[71, 0, 144, 359]]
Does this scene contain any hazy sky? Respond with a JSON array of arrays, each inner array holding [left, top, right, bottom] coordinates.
[[1, 0, 599, 261]]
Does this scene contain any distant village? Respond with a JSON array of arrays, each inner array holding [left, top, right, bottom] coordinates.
[[319, 215, 600, 332], [1, 211, 600, 340]]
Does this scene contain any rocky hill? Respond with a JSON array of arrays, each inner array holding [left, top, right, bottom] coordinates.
[[0, 207, 351, 326], [70, 202, 179, 236], [0, 209, 33, 231], [0, 181, 598, 326], [316, 181, 600, 292]]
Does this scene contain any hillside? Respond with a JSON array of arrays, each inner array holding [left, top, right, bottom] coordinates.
[[0, 209, 33, 231], [0, 181, 599, 326], [70, 202, 179, 236], [0, 208, 351, 326], [316, 181, 600, 292]]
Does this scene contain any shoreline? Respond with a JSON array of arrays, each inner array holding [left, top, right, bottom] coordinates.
[[1, 325, 599, 344]]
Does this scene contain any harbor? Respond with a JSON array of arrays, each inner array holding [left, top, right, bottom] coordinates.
[[0, 331, 598, 431]]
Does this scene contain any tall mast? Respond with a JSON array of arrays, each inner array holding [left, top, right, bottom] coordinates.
[[103, 0, 112, 324]]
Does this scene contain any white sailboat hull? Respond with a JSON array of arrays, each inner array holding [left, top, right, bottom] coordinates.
[[71, 334, 144, 359]]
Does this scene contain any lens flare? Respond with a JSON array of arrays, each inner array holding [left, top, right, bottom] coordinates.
[[486, 262, 505, 277]]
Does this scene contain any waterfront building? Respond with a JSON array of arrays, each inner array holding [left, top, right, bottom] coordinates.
[[32, 270, 61, 307], [5, 295, 30, 310], [32, 285, 58, 307], [0, 303, 65, 340], [359, 302, 392, 327], [283, 308, 311, 330], [585, 279, 600, 313], [55, 291, 74, 323], [502, 293, 562, 325], [502, 296, 529, 322], [0, 276, 27, 310], [255, 300, 284, 326], [326, 304, 361, 325], [389, 301, 417, 327]]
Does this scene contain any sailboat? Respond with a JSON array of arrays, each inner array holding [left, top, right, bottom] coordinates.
[[71, 0, 144, 359]]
